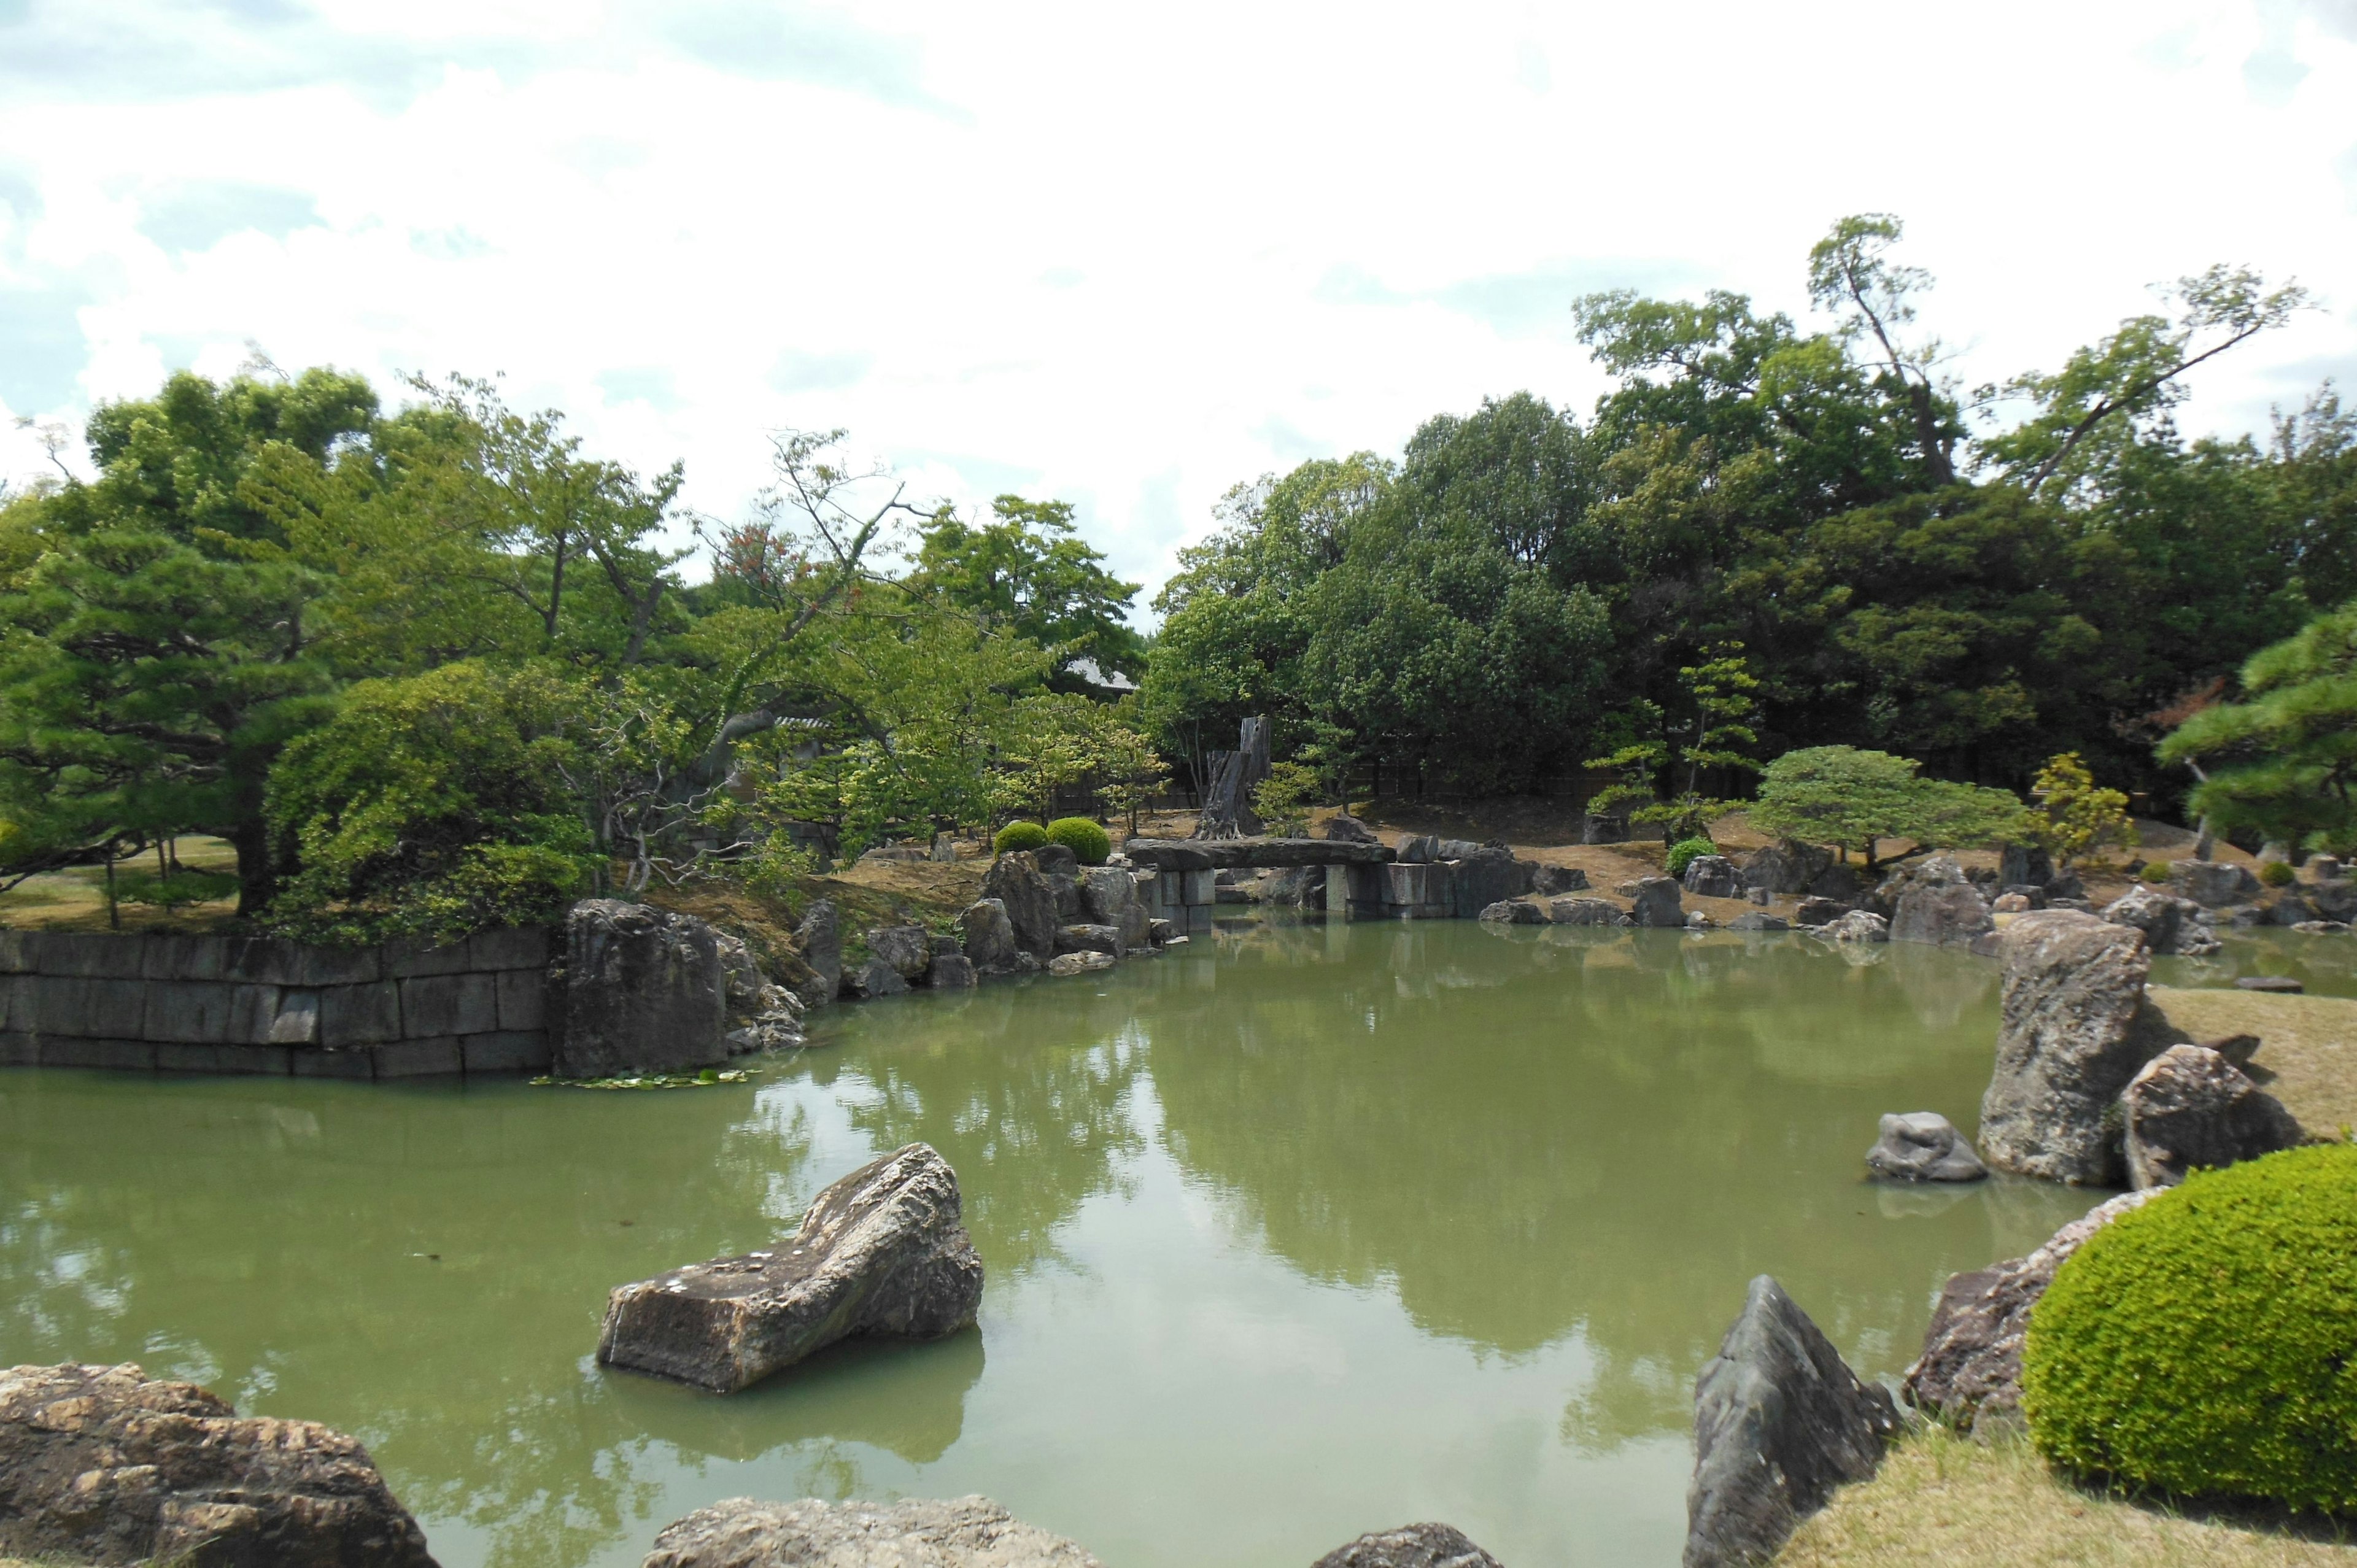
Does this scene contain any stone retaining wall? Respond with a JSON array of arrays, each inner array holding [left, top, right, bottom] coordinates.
[[0, 927, 555, 1079]]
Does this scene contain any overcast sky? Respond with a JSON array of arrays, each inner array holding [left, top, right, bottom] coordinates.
[[3, 1, 2354, 611]]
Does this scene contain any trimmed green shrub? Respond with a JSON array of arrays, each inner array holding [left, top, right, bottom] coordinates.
[[2142, 860, 2173, 883], [993, 821, 1048, 854], [2261, 859, 2297, 887], [1666, 837, 1717, 878], [1045, 816, 1112, 865], [2023, 1143, 2357, 1512]]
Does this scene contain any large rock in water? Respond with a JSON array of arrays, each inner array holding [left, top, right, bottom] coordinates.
[[794, 898, 843, 1008], [1978, 911, 2175, 1185], [1902, 1190, 2159, 1432], [1310, 1521, 1504, 1567], [1630, 876, 1685, 928], [1864, 1112, 1986, 1181], [642, 1496, 1100, 1567], [1685, 1276, 1898, 1568], [598, 1143, 983, 1394], [1449, 847, 1525, 919], [982, 852, 1060, 965], [2100, 885, 2220, 956], [1079, 867, 1151, 951], [555, 900, 729, 1077], [959, 898, 1021, 972], [867, 924, 934, 982], [2121, 1043, 2302, 1189], [0, 1361, 439, 1567]]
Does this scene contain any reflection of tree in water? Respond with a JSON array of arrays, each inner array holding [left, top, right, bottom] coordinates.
[[1150, 923, 2085, 1454]]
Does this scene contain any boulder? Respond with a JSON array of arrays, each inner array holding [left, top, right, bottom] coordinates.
[[1978, 911, 2174, 1185], [1726, 911, 1789, 932], [2170, 858, 2261, 908], [1864, 1112, 1986, 1182], [1478, 899, 1544, 924], [0, 1361, 439, 1567], [2307, 876, 2357, 921], [1034, 843, 1079, 878], [794, 899, 843, 1009], [2100, 885, 2220, 957], [927, 954, 978, 989], [1396, 834, 1440, 864], [1991, 892, 2031, 913], [1998, 842, 2056, 889], [931, 832, 959, 863], [1449, 847, 1525, 917], [2000, 883, 2049, 908], [1685, 910, 1717, 930], [1685, 1276, 1898, 1568], [867, 924, 934, 983], [1055, 924, 1123, 958], [555, 900, 729, 1078], [1547, 897, 1628, 926], [1902, 1190, 2159, 1432], [1310, 1521, 1503, 1568], [1435, 838, 1483, 862], [598, 1143, 982, 1395], [1048, 871, 1083, 920], [1581, 811, 1631, 844], [1630, 876, 1684, 929], [1148, 917, 1179, 944], [1792, 896, 1848, 927], [1890, 875, 1993, 948], [1322, 813, 1381, 844], [851, 956, 909, 998], [1819, 910, 1887, 943], [2237, 974, 2304, 993], [982, 854, 1060, 965], [1047, 951, 1115, 978], [1531, 863, 1590, 895], [960, 899, 1021, 973], [1682, 854, 1742, 899], [642, 1495, 1101, 1567], [1080, 867, 1152, 950], [1743, 840, 1835, 895], [2121, 1043, 2303, 1189]]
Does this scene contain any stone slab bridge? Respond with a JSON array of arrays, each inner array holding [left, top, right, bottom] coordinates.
[[1122, 836, 1538, 929]]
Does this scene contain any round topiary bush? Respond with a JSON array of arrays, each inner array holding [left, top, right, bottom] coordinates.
[[1665, 837, 1717, 879], [1044, 816, 1112, 865], [993, 821, 1048, 854], [2142, 860, 2173, 883], [2261, 859, 2298, 887], [2022, 1143, 2357, 1512]]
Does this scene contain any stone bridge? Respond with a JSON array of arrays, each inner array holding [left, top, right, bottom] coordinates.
[[1122, 836, 1544, 928]]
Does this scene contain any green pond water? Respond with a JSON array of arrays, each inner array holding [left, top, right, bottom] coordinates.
[[1, 917, 2340, 1566]]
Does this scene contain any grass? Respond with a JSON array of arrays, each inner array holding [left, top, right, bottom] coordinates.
[[2147, 986, 2357, 1138], [0, 835, 244, 934], [1779, 1427, 2357, 1566]]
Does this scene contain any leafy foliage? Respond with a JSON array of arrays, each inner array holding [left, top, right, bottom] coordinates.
[[1747, 745, 2027, 870], [2024, 1145, 2357, 1512], [1043, 816, 1111, 865], [1665, 838, 1717, 878], [1252, 760, 1322, 836], [2161, 601, 2357, 854], [2024, 752, 2138, 868]]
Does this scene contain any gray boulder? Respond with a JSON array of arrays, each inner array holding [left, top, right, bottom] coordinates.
[[1047, 951, 1115, 978], [555, 900, 729, 1078], [598, 1143, 982, 1394], [1726, 911, 1789, 932], [1682, 854, 1741, 899], [2310, 876, 2357, 921], [1056, 924, 1123, 958], [1902, 1190, 2159, 1432], [794, 898, 843, 1008], [1080, 867, 1151, 951], [2170, 858, 2261, 908], [642, 1495, 1100, 1567], [1743, 840, 1834, 895], [1531, 863, 1590, 895], [868, 924, 934, 982], [0, 1361, 438, 1567], [851, 956, 909, 998], [2238, 973, 2304, 992], [1034, 842, 1079, 878], [1865, 1113, 1986, 1182], [1548, 896, 1628, 925], [1890, 871, 1993, 948], [1396, 833, 1440, 863], [960, 899, 1021, 972], [2100, 885, 2220, 957], [982, 853, 1060, 965], [1819, 910, 1887, 943], [926, 954, 978, 989], [1630, 876, 1685, 929], [1048, 871, 1083, 921], [1311, 1521, 1503, 1567], [1581, 811, 1630, 844], [1792, 896, 1848, 927], [1435, 838, 1483, 862], [1978, 911, 2173, 1185], [1685, 1276, 1898, 1568], [1998, 842, 2056, 889], [1478, 899, 1544, 924], [1449, 847, 1525, 918], [1321, 813, 1381, 844], [2122, 1043, 2303, 1189]]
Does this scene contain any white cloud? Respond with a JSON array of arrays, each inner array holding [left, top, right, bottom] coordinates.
[[2, 0, 2353, 605]]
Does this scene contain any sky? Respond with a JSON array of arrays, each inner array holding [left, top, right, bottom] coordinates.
[[2, 1, 2355, 613]]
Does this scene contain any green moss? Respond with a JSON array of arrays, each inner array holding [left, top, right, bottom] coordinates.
[[2262, 860, 2299, 887], [1045, 816, 1112, 865], [993, 821, 1049, 853], [1666, 837, 1717, 878], [2143, 860, 2175, 883], [2023, 1144, 2357, 1513]]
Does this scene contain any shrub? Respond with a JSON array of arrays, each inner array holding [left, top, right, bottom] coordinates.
[[2261, 859, 2297, 887], [1045, 816, 1112, 865], [993, 821, 1048, 854], [2142, 860, 2173, 883], [1666, 837, 1717, 878], [2022, 1143, 2357, 1512]]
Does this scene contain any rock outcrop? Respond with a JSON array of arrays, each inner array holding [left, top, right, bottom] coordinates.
[[1978, 911, 2174, 1185], [1531, 863, 1590, 895], [641, 1495, 1101, 1567], [1685, 1276, 1898, 1568], [0, 1361, 439, 1567], [1818, 910, 1887, 943], [1047, 951, 1115, 977], [1902, 1189, 2159, 1432], [1055, 923, 1123, 957], [1743, 840, 1835, 896], [1321, 813, 1381, 844], [1548, 896, 1628, 925], [1864, 1112, 1987, 1181], [1310, 1521, 1504, 1567], [867, 924, 934, 983], [1034, 843, 1079, 878], [1887, 859, 1993, 948], [794, 898, 843, 1008], [982, 854, 1060, 965], [2099, 885, 2221, 957], [2121, 1043, 2302, 1189], [555, 900, 729, 1077], [1792, 896, 1848, 927], [598, 1143, 983, 1394], [2170, 858, 2261, 908], [1682, 854, 1742, 899], [1631, 876, 1685, 929], [1079, 867, 1151, 951], [959, 899, 1021, 973]]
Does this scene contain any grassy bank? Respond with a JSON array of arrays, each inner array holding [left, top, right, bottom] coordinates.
[[2148, 986, 2357, 1138], [1779, 1427, 2357, 1566]]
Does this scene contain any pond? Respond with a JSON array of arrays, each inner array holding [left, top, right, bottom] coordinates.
[[5, 916, 2324, 1566]]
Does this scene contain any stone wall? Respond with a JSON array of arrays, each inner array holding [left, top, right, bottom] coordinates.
[[0, 927, 554, 1079]]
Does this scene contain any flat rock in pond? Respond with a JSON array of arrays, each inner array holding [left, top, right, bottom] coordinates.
[[1547, 896, 1627, 925], [2121, 1043, 2302, 1189], [641, 1495, 1101, 1567], [1047, 951, 1115, 977], [2237, 974, 2304, 993], [1726, 911, 1788, 932], [1478, 898, 1544, 924], [1864, 1112, 1986, 1182], [1310, 1521, 1504, 1567], [1685, 1276, 1898, 1568], [598, 1143, 982, 1394], [0, 1361, 439, 1567]]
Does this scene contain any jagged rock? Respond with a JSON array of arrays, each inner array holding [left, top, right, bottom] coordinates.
[[794, 899, 843, 1008], [867, 924, 934, 982], [1743, 840, 1835, 895], [983, 854, 1060, 965], [555, 900, 730, 1077], [1792, 896, 1848, 927], [1999, 843, 2056, 889], [1865, 1113, 1986, 1182], [2100, 885, 2220, 956], [1449, 848, 1526, 919], [2170, 859, 2262, 908], [1047, 951, 1115, 978], [1979, 911, 2174, 1185], [642, 1495, 1100, 1567], [716, 932, 767, 1014], [1819, 911, 1888, 943], [1890, 863, 1993, 948], [1047, 871, 1083, 920], [2307, 877, 2357, 921], [1479, 899, 1544, 924], [1034, 843, 1078, 877], [1310, 1521, 1503, 1568], [1548, 896, 1628, 925], [1056, 923, 1123, 957], [1079, 867, 1151, 951], [1902, 1190, 2159, 1432], [1322, 813, 1381, 844], [1148, 917, 1178, 944], [2121, 1044, 2303, 1189], [1531, 863, 1590, 895], [2045, 870, 2086, 902], [1726, 911, 1788, 932], [851, 956, 909, 998], [927, 954, 978, 989], [1807, 863, 1864, 902], [959, 898, 1021, 972], [1396, 834, 1439, 863], [1631, 876, 1684, 928], [0, 1361, 439, 1567], [1745, 886, 1771, 905], [1685, 1276, 1898, 1568], [1582, 810, 1631, 844], [1682, 854, 1742, 899], [599, 1144, 981, 1394]]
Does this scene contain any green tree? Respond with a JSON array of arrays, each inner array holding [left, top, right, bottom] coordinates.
[[1747, 745, 2026, 870], [2023, 751, 2138, 868], [911, 495, 1145, 684], [1583, 646, 1763, 841], [2160, 603, 2357, 854]]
